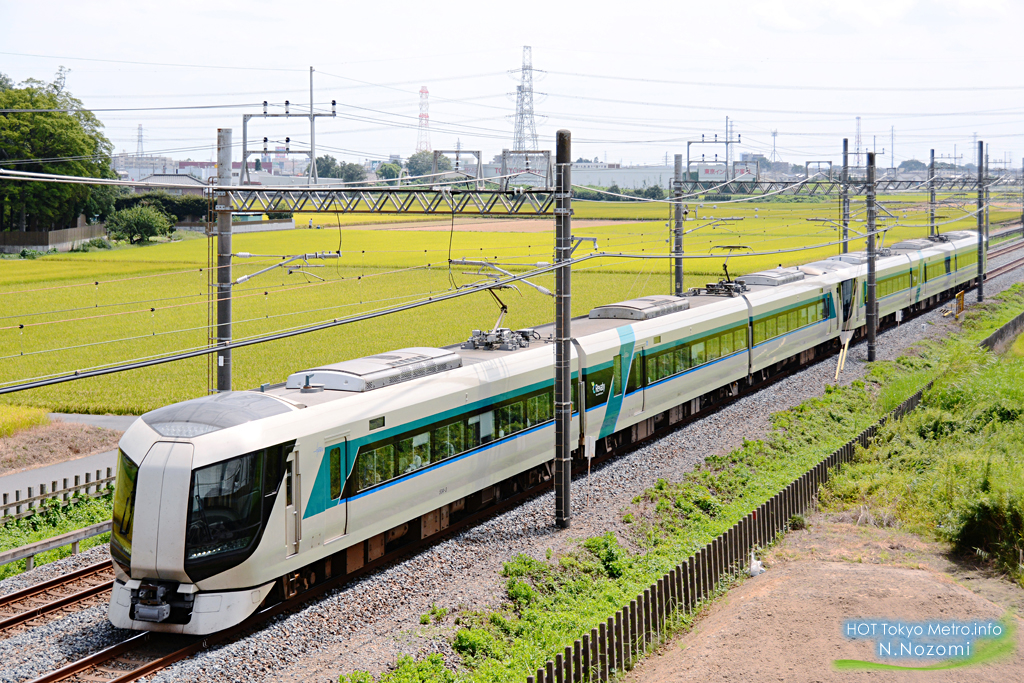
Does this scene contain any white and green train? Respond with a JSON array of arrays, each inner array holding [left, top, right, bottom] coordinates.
[[108, 230, 984, 634]]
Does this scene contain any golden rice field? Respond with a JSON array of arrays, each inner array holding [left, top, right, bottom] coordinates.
[[0, 195, 1015, 415]]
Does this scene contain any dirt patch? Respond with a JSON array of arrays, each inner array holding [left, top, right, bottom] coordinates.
[[0, 423, 122, 476], [628, 517, 1024, 683]]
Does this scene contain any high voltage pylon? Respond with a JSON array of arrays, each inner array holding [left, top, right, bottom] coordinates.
[[855, 116, 862, 168], [416, 86, 431, 153], [512, 46, 539, 169]]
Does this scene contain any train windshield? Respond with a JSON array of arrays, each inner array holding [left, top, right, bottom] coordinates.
[[185, 452, 264, 561], [110, 449, 139, 568]]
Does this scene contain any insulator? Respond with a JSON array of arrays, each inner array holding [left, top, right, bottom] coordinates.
[[263, 101, 268, 116], [331, 100, 336, 116], [285, 100, 290, 116]]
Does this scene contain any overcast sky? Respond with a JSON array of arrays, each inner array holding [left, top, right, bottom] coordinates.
[[2, 0, 1022, 170]]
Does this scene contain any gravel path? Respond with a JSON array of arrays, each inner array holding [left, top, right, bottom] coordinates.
[[2, 251, 1021, 683]]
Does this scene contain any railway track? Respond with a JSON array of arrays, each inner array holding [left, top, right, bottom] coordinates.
[[19, 243, 1024, 682], [0, 561, 113, 636]]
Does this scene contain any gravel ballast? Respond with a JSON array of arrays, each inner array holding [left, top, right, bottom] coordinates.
[[2, 251, 1022, 683]]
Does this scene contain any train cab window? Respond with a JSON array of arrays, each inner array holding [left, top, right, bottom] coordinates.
[[329, 446, 342, 500], [111, 450, 139, 568], [185, 451, 264, 562]]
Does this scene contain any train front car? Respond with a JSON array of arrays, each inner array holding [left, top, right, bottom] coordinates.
[[108, 391, 299, 634]]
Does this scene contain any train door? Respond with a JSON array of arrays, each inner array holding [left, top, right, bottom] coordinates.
[[325, 438, 348, 543], [284, 449, 300, 557], [840, 280, 854, 328]]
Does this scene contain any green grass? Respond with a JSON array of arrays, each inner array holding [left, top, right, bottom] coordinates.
[[1, 198, 1016, 415], [0, 404, 49, 437], [0, 491, 113, 580], [820, 285, 1024, 585]]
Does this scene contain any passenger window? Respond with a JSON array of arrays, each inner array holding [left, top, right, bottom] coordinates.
[[735, 328, 747, 350], [329, 446, 342, 500], [674, 346, 685, 372], [500, 402, 525, 437], [527, 392, 553, 425], [358, 444, 395, 491], [721, 332, 733, 356], [434, 422, 464, 460], [788, 310, 798, 331], [707, 336, 720, 361], [691, 341, 705, 367], [660, 352, 673, 378], [769, 315, 781, 337], [285, 461, 293, 506], [469, 411, 494, 445], [753, 321, 765, 345], [627, 355, 641, 393], [612, 354, 622, 396]]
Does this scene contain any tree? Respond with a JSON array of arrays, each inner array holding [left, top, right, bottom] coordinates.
[[375, 163, 402, 184], [105, 205, 174, 244], [642, 185, 665, 200], [254, 158, 262, 171], [898, 159, 927, 171], [316, 154, 339, 179], [339, 162, 366, 183], [406, 150, 451, 178], [0, 72, 12, 92], [0, 68, 114, 232], [315, 155, 366, 183]]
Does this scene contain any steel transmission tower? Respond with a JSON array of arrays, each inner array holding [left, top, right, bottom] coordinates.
[[855, 116, 862, 168], [136, 124, 144, 159], [512, 46, 539, 169], [416, 86, 431, 153]]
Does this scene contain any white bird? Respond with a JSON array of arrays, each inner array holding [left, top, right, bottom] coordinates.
[[749, 551, 764, 576]]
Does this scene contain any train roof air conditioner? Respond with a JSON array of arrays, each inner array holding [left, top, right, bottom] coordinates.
[[588, 296, 690, 321], [286, 347, 462, 392]]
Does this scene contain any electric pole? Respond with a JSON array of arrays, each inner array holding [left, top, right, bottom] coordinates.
[[841, 138, 849, 253], [929, 149, 936, 237], [977, 141, 985, 303], [216, 129, 233, 392], [866, 152, 877, 363], [674, 154, 684, 295], [554, 129, 572, 529]]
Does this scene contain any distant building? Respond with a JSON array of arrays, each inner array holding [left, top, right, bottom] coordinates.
[[136, 173, 205, 195]]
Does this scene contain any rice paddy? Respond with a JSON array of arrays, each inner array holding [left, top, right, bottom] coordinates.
[[0, 195, 1015, 415]]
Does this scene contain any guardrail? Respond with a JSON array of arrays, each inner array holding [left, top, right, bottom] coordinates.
[[523, 384, 933, 683], [2, 469, 114, 522], [0, 520, 112, 570]]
